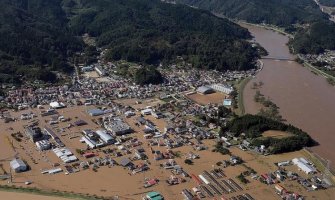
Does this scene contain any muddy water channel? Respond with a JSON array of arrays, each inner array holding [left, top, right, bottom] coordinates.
[[241, 24, 335, 166]]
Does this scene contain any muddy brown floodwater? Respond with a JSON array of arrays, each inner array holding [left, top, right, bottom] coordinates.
[[241, 24, 335, 168]]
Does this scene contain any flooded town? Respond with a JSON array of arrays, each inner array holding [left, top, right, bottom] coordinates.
[[0, 22, 334, 200], [1, 1, 335, 200]]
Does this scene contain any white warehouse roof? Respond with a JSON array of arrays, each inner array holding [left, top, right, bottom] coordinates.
[[292, 158, 316, 174], [96, 130, 113, 143]]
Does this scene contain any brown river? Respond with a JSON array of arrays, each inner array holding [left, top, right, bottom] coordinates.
[[241, 24, 335, 167]]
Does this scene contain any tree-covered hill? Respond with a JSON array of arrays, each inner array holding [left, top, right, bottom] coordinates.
[[175, 0, 327, 27], [67, 0, 260, 71], [0, 0, 262, 85], [290, 21, 335, 54], [175, 0, 335, 54], [319, 0, 335, 7], [0, 0, 83, 84]]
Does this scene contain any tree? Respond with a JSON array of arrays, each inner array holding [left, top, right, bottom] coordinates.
[[134, 66, 163, 85], [184, 159, 193, 165]]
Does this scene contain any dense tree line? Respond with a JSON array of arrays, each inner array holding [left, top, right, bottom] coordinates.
[[222, 114, 314, 154], [67, 0, 260, 71], [176, 0, 335, 55], [319, 0, 335, 7], [134, 67, 164, 85], [176, 0, 327, 27], [0, 0, 84, 84]]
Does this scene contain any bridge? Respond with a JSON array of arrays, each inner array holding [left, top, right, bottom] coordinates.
[[262, 56, 295, 61]]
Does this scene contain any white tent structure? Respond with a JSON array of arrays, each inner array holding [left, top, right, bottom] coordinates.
[[49, 102, 65, 109]]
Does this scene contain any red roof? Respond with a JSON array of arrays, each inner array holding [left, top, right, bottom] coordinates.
[[83, 152, 95, 158]]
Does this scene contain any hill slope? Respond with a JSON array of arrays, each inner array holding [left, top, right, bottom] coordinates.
[[0, 0, 261, 84], [0, 0, 83, 84], [67, 0, 259, 71], [175, 0, 327, 27], [175, 0, 335, 54]]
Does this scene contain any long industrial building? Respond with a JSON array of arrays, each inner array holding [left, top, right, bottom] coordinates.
[[292, 157, 316, 174]]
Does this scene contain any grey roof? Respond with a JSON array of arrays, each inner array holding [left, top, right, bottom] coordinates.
[[10, 159, 27, 170], [120, 158, 132, 167], [87, 108, 104, 116], [196, 86, 213, 94], [96, 130, 113, 143], [105, 120, 131, 133]]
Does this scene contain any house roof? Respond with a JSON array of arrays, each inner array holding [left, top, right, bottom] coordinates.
[[120, 158, 132, 167], [74, 120, 87, 126], [87, 108, 104, 116], [147, 191, 163, 200]]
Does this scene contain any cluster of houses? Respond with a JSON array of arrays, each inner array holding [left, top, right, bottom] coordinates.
[[301, 50, 335, 70], [1, 59, 257, 110]]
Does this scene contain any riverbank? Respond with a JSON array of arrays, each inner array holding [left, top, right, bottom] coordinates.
[[238, 21, 293, 38], [242, 23, 335, 170], [239, 21, 335, 84], [235, 60, 263, 116]]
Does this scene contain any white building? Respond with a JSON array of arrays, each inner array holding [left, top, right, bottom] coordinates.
[[81, 136, 97, 149], [35, 140, 51, 151], [141, 109, 152, 115], [96, 130, 114, 144], [292, 158, 316, 174], [49, 102, 65, 109], [95, 66, 106, 76], [210, 84, 234, 94], [52, 148, 78, 163]]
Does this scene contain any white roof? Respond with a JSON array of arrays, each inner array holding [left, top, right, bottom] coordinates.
[[96, 130, 113, 143], [82, 136, 96, 149], [49, 102, 65, 108], [292, 158, 316, 174]]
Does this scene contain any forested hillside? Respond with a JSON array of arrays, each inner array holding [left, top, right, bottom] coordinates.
[[0, 0, 261, 85], [290, 21, 335, 54], [0, 0, 83, 84], [67, 0, 259, 71], [175, 0, 335, 54], [175, 0, 327, 27], [319, 0, 335, 7]]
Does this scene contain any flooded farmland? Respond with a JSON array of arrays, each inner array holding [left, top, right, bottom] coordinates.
[[241, 24, 335, 168]]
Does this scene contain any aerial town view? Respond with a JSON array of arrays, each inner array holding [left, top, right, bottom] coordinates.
[[1, 0, 335, 200]]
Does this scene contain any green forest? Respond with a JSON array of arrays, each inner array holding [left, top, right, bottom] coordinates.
[[176, 0, 335, 54], [176, 0, 326, 27], [0, 0, 261, 85], [222, 114, 314, 154], [319, 0, 335, 7], [290, 21, 335, 54], [67, 0, 259, 71], [0, 0, 84, 84]]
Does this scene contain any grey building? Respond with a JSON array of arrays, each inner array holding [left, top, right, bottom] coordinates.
[[196, 86, 214, 95], [10, 159, 28, 173], [105, 120, 132, 136], [87, 108, 104, 116], [25, 126, 44, 142]]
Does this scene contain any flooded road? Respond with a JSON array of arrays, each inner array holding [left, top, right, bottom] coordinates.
[[241, 24, 335, 167]]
